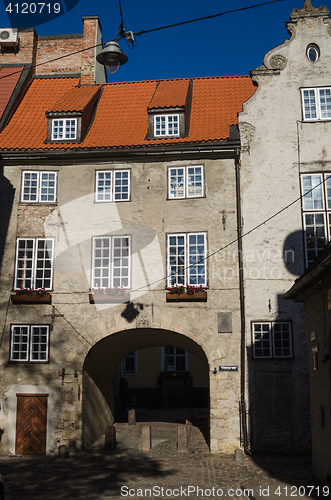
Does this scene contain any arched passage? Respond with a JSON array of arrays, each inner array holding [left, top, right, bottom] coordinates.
[[82, 328, 209, 448]]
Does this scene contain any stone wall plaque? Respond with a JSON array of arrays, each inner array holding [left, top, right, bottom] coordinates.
[[218, 312, 232, 333]]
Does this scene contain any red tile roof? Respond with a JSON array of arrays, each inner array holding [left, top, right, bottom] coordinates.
[[0, 76, 256, 151], [148, 79, 190, 110], [47, 85, 101, 113], [0, 66, 24, 122]]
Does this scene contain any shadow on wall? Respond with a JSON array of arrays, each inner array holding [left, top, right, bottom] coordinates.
[[283, 230, 305, 277], [0, 167, 15, 274], [247, 229, 310, 454]]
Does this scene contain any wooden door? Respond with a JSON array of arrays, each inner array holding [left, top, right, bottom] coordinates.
[[15, 394, 48, 455]]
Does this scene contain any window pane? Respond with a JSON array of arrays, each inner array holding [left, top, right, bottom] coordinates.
[[112, 237, 130, 288], [272, 322, 292, 358], [15, 239, 35, 289], [96, 171, 112, 202], [302, 174, 323, 210], [326, 175, 331, 209], [187, 166, 203, 197], [253, 323, 272, 358], [40, 172, 56, 202], [305, 213, 326, 265], [114, 171, 130, 201], [30, 326, 49, 361], [188, 233, 206, 286], [35, 239, 54, 289], [303, 89, 317, 120], [168, 235, 186, 286], [318, 88, 331, 119], [11, 326, 29, 361], [22, 171, 38, 202], [93, 238, 110, 288], [123, 351, 137, 373], [64, 119, 76, 140], [169, 168, 184, 198]]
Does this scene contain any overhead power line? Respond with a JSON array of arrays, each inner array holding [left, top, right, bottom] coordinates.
[[127, 174, 331, 294], [133, 0, 284, 36], [0, 0, 284, 82], [45, 174, 330, 345]]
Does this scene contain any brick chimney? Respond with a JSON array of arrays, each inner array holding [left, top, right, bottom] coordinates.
[[81, 16, 106, 84]]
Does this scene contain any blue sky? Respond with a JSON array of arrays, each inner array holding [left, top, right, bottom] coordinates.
[[3, 0, 331, 82]]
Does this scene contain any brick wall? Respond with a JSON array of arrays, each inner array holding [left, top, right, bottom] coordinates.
[[1, 16, 102, 83], [0, 29, 37, 69], [36, 36, 84, 76]]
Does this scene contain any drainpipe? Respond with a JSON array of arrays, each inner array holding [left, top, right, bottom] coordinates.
[[235, 155, 250, 455]]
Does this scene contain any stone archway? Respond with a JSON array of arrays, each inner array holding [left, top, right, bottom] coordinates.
[[82, 328, 209, 448]]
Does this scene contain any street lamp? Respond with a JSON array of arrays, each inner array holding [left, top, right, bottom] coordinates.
[[96, 40, 128, 74]]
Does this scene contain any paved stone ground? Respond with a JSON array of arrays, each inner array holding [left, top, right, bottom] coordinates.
[[0, 416, 325, 500]]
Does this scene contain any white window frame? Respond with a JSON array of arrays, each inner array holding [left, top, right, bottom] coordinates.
[[91, 235, 131, 289], [301, 173, 331, 266], [161, 346, 189, 372], [252, 322, 292, 359], [154, 114, 180, 137], [10, 325, 49, 363], [21, 171, 57, 203], [123, 351, 138, 374], [95, 170, 131, 202], [301, 87, 331, 121], [168, 165, 204, 199], [167, 232, 207, 287], [51, 118, 77, 140], [14, 238, 54, 290]]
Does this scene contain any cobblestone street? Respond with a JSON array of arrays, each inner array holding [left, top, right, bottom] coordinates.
[[0, 420, 320, 500]]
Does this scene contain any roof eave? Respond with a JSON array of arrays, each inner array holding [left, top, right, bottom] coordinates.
[[0, 139, 241, 164]]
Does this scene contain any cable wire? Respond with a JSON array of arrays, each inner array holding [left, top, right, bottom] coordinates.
[[0, 0, 284, 82], [127, 174, 331, 295], [133, 0, 284, 36]]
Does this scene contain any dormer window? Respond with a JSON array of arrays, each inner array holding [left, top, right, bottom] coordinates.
[[154, 114, 179, 137], [45, 85, 101, 144], [51, 118, 77, 141], [146, 79, 192, 140]]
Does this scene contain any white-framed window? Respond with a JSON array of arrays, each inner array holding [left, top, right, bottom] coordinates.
[[167, 232, 207, 287], [95, 170, 130, 202], [168, 165, 204, 199], [161, 346, 188, 372], [92, 236, 131, 289], [15, 238, 54, 290], [301, 88, 331, 121], [51, 118, 77, 140], [10, 325, 49, 362], [252, 322, 292, 359], [21, 171, 57, 203], [154, 114, 179, 137], [123, 351, 138, 374], [301, 173, 331, 265]]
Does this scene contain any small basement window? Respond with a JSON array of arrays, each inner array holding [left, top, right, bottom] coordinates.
[[51, 118, 77, 141]]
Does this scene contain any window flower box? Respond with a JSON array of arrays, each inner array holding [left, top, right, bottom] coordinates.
[[89, 288, 130, 304], [166, 285, 207, 302], [11, 289, 52, 304]]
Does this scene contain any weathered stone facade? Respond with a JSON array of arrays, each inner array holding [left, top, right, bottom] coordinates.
[[0, 156, 243, 454], [238, 0, 331, 452]]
